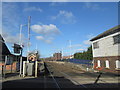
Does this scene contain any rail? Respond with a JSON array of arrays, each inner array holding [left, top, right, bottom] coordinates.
[[44, 62, 61, 89]]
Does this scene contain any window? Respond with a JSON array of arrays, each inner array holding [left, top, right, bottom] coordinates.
[[97, 60, 101, 67], [93, 41, 99, 49], [105, 60, 110, 68], [116, 60, 120, 69], [113, 34, 120, 44]]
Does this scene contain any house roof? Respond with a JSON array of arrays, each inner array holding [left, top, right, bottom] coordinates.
[[0, 34, 11, 55], [0, 34, 5, 42], [90, 25, 120, 41]]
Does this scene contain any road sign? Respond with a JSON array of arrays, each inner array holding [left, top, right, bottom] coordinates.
[[28, 54, 37, 61]]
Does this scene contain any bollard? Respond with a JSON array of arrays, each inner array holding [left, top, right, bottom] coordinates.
[[86, 68, 89, 71], [23, 61, 26, 77], [35, 61, 38, 77]]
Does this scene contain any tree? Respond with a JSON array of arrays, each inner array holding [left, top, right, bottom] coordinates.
[[74, 45, 93, 60]]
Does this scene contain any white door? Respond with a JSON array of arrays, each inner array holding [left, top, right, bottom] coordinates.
[[105, 60, 109, 68], [98, 60, 101, 67], [116, 60, 120, 69]]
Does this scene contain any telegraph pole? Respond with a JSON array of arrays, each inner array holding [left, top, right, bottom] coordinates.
[[27, 16, 31, 62]]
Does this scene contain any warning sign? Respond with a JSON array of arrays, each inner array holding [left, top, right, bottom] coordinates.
[[28, 54, 37, 61]]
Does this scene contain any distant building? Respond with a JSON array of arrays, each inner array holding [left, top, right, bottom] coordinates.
[[53, 52, 62, 61], [44, 57, 53, 61], [62, 55, 74, 59], [90, 25, 120, 74]]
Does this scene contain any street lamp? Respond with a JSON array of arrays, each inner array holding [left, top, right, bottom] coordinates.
[[19, 24, 27, 77]]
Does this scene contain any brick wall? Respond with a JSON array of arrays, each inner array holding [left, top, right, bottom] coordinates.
[[94, 56, 120, 74], [0, 62, 17, 71]]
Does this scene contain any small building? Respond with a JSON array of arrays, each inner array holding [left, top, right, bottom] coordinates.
[[90, 25, 120, 74]]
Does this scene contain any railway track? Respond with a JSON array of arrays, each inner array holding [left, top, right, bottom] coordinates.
[[44, 62, 119, 89], [44, 62, 61, 89], [44, 62, 89, 89]]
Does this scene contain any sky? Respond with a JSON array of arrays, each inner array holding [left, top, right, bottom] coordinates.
[[1, 1, 118, 58]]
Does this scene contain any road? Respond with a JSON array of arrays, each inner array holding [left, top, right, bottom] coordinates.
[[2, 61, 119, 89]]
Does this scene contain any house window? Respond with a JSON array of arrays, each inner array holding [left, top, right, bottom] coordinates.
[[97, 60, 101, 67], [113, 34, 120, 44], [116, 60, 120, 69], [93, 41, 99, 49], [105, 60, 110, 68]]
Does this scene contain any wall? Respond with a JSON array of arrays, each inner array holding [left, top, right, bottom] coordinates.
[[92, 32, 120, 57], [0, 62, 17, 71], [93, 56, 120, 74]]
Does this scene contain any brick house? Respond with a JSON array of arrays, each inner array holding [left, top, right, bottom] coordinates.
[[0, 34, 20, 72], [90, 25, 120, 74]]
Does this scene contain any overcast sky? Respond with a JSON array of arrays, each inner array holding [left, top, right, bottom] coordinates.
[[1, 1, 118, 58]]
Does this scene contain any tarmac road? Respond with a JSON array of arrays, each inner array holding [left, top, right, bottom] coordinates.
[[2, 61, 119, 89]]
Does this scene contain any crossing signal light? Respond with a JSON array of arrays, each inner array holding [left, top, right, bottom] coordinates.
[[13, 43, 22, 54]]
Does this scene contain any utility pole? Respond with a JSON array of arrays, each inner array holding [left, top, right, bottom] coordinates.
[[69, 40, 72, 59], [19, 24, 27, 77], [27, 16, 31, 62]]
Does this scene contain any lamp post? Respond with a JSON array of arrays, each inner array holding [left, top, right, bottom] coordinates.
[[19, 24, 27, 77]]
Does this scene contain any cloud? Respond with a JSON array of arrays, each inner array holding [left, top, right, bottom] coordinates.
[[31, 24, 60, 35], [49, 2, 66, 6], [45, 39, 53, 44], [1, 30, 28, 47], [83, 40, 91, 45], [83, 34, 94, 45], [2, 3, 21, 30], [68, 44, 82, 48], [51, 10, 76, 24], [2, 33, 19, 44], [36, 36, 44, 40], [83, 2, 100, 10], [36, 35, 54, 44], [32, 24, 60, 44], [75, 49, 85, 51], [23, 6, 42, 12]]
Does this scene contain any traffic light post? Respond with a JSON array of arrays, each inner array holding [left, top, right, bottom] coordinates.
[[19, 47, 23, 76], [12, 43, 23, 76]]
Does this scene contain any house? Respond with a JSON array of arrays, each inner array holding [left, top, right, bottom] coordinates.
[[90, 25, 120, 74], [0, 34, 20, 73]]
